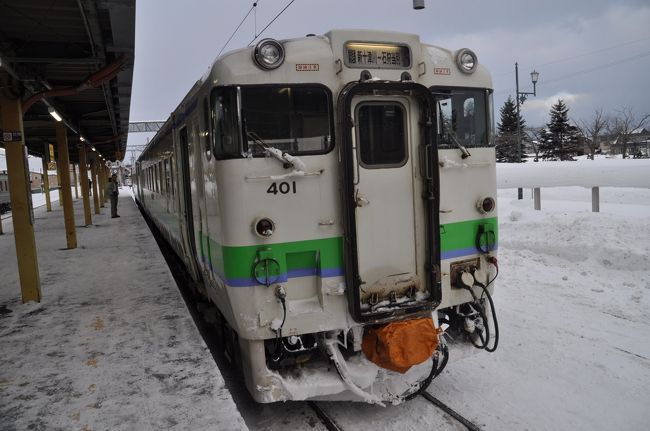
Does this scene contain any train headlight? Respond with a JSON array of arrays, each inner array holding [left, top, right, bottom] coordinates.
[[476, 196, 496, 214], [254, 217, 275, 237], [455, 48, 478, 74], [253, 39, 285, 70]]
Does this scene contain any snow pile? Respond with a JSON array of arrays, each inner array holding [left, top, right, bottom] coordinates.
[[497, 156, 650, 188]]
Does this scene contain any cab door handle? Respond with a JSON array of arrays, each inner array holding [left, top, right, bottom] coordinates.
[[355, 191, 370, 207]]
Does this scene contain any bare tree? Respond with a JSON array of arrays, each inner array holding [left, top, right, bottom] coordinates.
[[574, 108, 608, 160], [525, 126, 544, 162], [610, 107, 650, 158]]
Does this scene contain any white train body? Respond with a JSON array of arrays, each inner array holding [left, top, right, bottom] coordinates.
[[134, 29, 498, 404]]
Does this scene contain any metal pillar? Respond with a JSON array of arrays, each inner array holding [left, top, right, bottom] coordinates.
[[592, 187, 600, 213], [41, 146, 52, 211], [77, 141, 92, 225], [56, 156, 63, 206], [91, 157, 100, 214], [515, 62, 523, 200], [55, 122, 77, 249], [0, 86, 41, 302], [99, 162, 105, 207], [533, 187, 541, 210], [514, 63, 539, 201], [72, 163, 79, 199]]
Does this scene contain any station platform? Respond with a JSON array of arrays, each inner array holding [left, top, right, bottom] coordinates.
[[0, 189, 248, 430]]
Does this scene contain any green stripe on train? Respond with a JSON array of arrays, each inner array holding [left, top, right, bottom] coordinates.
[[198, 217, 498, 279], [440, 217, 498, 251], [199, 234, 344, 279]]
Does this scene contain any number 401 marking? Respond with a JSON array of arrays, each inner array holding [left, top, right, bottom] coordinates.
[[266, 181, 297, 195]]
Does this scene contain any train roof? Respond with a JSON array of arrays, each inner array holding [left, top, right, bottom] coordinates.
[[138, 29, 493, 159]]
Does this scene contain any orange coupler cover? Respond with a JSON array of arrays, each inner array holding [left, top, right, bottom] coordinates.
[[362, 317, 440, 373]]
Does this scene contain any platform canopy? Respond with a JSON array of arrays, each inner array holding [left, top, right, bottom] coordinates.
[[0, 0, 135, 163]]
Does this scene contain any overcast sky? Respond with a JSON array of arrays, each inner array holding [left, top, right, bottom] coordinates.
[[126, 0, 650, 153]]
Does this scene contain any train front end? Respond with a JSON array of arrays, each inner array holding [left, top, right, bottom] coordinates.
[[205, 30, 498, 404]]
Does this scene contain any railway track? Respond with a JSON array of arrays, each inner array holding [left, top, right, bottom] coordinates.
[[307, 394, 481, 431], [419, 392, 482, 431]]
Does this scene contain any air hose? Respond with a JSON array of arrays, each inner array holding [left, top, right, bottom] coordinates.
[[461, 258, 500, 352], [404, 343, 449, 401]]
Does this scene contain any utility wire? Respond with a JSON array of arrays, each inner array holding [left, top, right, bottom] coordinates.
[[535, 36, 650, 69], [494, 49, 650, 96], [217, 2, 259, 58], [492, 35, 650, 78], [248, 0, 298, 46], [539, 50, 650, 85]]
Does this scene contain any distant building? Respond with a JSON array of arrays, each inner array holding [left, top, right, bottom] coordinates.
[[607, 128, 650, 158]]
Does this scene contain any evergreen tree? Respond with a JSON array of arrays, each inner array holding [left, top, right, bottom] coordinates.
[[539, 99, 580, 160], [496, 96, 526, 162]]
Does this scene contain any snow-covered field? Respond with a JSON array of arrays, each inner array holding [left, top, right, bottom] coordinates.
[[1, 158, 650, 430]]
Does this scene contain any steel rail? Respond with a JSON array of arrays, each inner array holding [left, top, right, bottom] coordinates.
[[307, 401, 344, 431], [420, 392, 482, 431]]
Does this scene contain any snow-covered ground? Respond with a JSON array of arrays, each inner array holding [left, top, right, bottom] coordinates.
[[243, 158, 650, 430], [2, 159, 650, 430], [0, 190, 247, 431]]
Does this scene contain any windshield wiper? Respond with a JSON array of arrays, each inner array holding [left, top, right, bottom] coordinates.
[[244, 131, 326, 180], [447, 131, 471, 159], [246, 131, 307, 171]]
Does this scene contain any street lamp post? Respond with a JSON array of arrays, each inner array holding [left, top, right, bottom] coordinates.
[[515, 62, 539, 199]]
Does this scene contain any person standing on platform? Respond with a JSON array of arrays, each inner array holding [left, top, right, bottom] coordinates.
[[107, 173, 120, 218]]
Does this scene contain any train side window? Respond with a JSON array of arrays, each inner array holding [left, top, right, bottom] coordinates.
[[169, 155, 175, 197], [356, 103, 407, 168], [210, 88, 239, 158], [158, 161, 163, 193], [164, 159, 170, 195], [203, 97, 212, 160]]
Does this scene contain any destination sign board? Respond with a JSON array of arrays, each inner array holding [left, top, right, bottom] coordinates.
[[344, 42, 411, 69]]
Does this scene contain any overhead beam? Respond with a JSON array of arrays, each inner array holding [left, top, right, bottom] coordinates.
[[128, 121, 165, 133], [2, 56, 103, 65]]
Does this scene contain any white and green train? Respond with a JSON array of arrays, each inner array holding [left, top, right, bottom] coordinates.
[[134, 29, 499, 404]]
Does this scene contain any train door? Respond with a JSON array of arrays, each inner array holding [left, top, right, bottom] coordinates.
[[190, 116, 211, 282], [340, 82, 441, 321], [177, 125, 201, 282]]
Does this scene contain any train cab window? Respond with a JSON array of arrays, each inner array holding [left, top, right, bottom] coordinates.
[[211, 88, 240, 159], [356, 103, 407, 167], [241, 85, 333, 156], [433, 87, 491, 148]]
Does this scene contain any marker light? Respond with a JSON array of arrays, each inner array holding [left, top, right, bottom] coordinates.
[[253, 39, 285, 70], [455, 48, 478, 74], [477, 196, 496, 214], [254, 217, 275, 237]]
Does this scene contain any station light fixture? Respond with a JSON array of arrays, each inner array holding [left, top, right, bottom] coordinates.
[[48, 107, 63, 122]]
